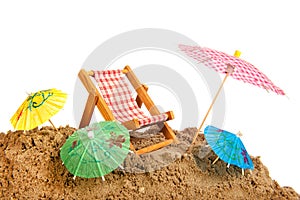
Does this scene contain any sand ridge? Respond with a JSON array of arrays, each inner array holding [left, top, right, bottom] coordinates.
[[0, 126, 299, 199]]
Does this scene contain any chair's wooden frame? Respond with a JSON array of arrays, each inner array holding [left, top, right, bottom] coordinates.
[[78, 65, 178, 155]]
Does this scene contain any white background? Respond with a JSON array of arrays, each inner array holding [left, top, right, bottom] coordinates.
[[1, 1, 299, 193]]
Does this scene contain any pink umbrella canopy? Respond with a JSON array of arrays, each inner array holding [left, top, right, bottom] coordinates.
[[179, 44, 285, 95]]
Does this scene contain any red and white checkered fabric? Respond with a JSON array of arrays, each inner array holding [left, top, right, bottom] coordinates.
[[179, 44, 285, 95], [93, 69, 168, 129]]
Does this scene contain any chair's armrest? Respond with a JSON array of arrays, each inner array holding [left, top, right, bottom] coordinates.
[[122, 118, 140, 130], [164, 111, 175, 120]]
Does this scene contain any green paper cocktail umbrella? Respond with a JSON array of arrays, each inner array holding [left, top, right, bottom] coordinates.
[[60, 121, 130, 180]]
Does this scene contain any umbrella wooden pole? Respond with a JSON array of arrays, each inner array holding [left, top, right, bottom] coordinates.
[[48, 119, 58, 131], [189, 50, 241, 147], [190, 72, 230, 145]]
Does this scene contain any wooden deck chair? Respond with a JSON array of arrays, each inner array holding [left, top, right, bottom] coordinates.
[[78, 65, 178, 155]]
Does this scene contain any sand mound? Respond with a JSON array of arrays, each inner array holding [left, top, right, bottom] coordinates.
[[0, 126, 299, 199]]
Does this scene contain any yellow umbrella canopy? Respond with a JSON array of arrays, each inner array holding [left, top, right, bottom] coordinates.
[[10, 88, 67, 130]]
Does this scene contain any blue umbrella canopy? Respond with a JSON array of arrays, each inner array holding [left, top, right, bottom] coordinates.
[[204, 125, 254, 170]]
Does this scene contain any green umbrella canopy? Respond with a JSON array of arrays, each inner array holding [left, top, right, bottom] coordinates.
[[60, 121, 130, 180]]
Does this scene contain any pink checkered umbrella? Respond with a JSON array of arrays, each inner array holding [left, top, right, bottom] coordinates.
[[179, 44, 285, 95], [178, 44, 285, 146]]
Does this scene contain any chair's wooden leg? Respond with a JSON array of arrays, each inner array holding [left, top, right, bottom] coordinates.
[[136, 139, 174, 155], [122, 118, 140, 130], [161, 122, 179, 144], [123, 65, 178, 153], [130, 142, 138, 154], [78, 69, 115, 121], [79, 93, 98, 128]]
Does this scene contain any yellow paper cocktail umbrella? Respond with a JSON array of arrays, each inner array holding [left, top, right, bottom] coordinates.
[[10, 88, 67, 130]]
